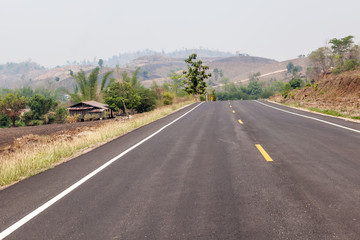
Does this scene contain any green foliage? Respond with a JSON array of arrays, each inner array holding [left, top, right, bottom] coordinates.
[[29, 94, 58, 120], [329, 36, 354, 65], [169, 71, 184, 95], [162, 92, 174, 105], [98, 59, 104, 68], [54, 107, 68, 123], [0, 93, 27, 127], [289, 78, 304, 89], [65, 68, 113, 102], [84, 114, 92, 121], [314, 83, 318, 91], [0, 114, 11, 128], [309, 35, 359, 75], [282, 83, 292, 98], [22, 111, 34, 125], [332, 59, 359, 73], [104, 82, 141, 112], [135, 88, 158, 113], [247, 81, 263, 96], [286, 62, 294, 73], [249, 72, 261, 82], [182, 54, 211, 96], [123, 68, 142, 89]]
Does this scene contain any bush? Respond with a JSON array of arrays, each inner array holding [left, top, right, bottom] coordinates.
[[162, 92, 174, 105], [22, 111, 34, 126], [289, 78, 304, 89], [136, 88, 158, 113], [0, 114, 11, 128], [31, 120, 44, 126], [54, 107, 68, 123], [47, 112, 56, 124], [15, 120, 25, 127], [91, 114, 99, 121], [84, 114, 92, 121], [65, 114, 80, 123], [199, 95, 206, 101]]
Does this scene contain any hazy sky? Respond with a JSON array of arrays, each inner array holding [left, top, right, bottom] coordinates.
[[1, 0, 359, 67]]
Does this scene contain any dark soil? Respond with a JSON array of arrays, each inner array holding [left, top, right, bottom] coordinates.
[[0, 121, 109, 149]]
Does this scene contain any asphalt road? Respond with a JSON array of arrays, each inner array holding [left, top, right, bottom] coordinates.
[[1, 100, 360, 239]]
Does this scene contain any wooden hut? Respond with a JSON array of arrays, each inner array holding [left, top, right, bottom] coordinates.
[[68, 101, 114, 121]]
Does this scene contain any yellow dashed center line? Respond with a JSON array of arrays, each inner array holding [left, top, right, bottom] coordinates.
[[232, 110, 235, 113], [230, 105, 232, 108], [238, 119, 243, 124], [255, 144, 274, 162]]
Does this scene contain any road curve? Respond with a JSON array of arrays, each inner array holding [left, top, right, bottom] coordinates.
[[1, 100, 360, 239]]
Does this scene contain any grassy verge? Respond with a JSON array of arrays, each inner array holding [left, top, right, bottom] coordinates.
[[280, 101, 360, 120], [0, 100, 193, 187]]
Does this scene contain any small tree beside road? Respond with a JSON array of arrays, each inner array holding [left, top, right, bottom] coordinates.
[[182, 54, 211, 100], [0, 93, 27, 127]]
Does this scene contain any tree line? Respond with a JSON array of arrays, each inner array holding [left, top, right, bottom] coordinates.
[[0, 54, 212, 128]]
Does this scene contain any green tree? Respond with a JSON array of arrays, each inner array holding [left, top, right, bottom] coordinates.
[[122, 68, 141, 89], [169, 71, 183, 95], [98, 59, 104, 68], [54, 107, 68, 123], [0, 93, 27, 127], [182, 54, 211, 99], [286, 62, 294, 73], [104, 82, 140, 118], [329, 36, 354, 65], [0, 113, 11, 128], [29, 94, 58, 119], [247, 81, 263, 96], [249, 72, 261, 81], [66, 67, 113, 102], [289, 78, 304, 89], [135, 88, 157, 113]]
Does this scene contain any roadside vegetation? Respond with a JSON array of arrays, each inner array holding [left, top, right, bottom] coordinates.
[[0, 53, 215, 187], [0, 100, 192, 187], [272, 35, 360, 120]]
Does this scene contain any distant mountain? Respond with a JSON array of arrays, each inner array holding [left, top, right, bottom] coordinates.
[[0, 61, 47, 89], [104, 49, 235, 67], [0, 54, 309, 91]]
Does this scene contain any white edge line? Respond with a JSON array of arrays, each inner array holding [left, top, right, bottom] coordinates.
[[0, 102, 204, 240], [255, 100, 360, 134]]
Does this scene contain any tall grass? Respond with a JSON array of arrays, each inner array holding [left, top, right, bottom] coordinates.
[[0, 101, 193, 187]]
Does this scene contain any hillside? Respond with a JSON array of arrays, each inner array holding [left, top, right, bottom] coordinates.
[[273, 70, 360, 118], [208, 56, 309, 85], [0, 54, 309, 91]]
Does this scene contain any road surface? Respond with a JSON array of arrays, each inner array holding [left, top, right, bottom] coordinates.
[[1, 100, 360, 239]]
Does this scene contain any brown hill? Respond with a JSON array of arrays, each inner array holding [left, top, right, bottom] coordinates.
[[275, 70, 360, 118], [0, 55, 309, 90], [208, 56, 309, 86]]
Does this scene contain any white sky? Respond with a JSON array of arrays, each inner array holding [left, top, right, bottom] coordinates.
[[0, 0, 359, 67]]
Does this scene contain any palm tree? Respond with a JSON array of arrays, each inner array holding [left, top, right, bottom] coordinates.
[[65, 67, 113, 103]]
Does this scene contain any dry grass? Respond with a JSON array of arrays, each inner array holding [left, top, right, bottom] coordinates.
[[0, 100, 193, 187]]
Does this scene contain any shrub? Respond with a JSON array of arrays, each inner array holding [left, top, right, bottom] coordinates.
[[314, 83, 318, 91], [289, 78, 304, 89], [91, 114, 99, 121], [54, 107, 68, 123], [199, 95, 206, 101], [15, 120, 25, 127], [65, 114, 80, 123], [135, 88, 158, 113], [22, 111, 34, 126], [31, 120, 44, 126], [162, 92, 174, 105], [0, 114, 11, 128], [47, 112, 56, 124], [84, 114, 92, 121]]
